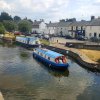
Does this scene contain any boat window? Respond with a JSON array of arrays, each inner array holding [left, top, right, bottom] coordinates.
[[40, 53, 43, 56], [48, 57, 50, 60]]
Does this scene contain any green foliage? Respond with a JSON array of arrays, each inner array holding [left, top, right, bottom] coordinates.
[[18, 20, 32, 33], [3, 21, 17, 32], [0, 22, 5, 34], [14, 16, 21, 22], [40, 39, 50, 45], [0, 12, 13, 21]]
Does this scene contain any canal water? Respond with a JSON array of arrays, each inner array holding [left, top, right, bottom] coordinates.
[[0, 42, 100, 100]]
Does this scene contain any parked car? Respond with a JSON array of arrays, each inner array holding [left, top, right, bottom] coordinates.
[[43, 35, 50, 40], [65, 35, 73, 39], [76, 35, 87, 41], [90, 37, 99, 42]]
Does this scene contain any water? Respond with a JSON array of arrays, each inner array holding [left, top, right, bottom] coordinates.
[[0, 42, 100, 100]]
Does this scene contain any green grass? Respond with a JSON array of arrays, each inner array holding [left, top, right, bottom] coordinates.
[[40, 39, 50, 45]]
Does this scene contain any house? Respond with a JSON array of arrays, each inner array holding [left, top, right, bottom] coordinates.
[[46, 20, 72, 36], [85, 18, 100, 39], [68, 21, 89, 38], [57, 21, 72, 36], [32, 20, 46, 34], [46, 22, 58, 35]]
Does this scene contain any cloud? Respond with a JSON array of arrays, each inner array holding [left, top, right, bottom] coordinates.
[[0, 0, 100, 22], [0, 0, 11, 10]]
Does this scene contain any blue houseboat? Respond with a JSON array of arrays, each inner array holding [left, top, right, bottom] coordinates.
[[16, 36, 40, 48], [33, 48, 69, 70]]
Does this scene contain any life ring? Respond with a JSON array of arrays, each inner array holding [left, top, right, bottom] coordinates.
[[62, 59, 66, 63], [62, 57, 67, 63], [55, 59, 59, 63]]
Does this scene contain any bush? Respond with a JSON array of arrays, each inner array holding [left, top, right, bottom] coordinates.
[[0, 22, 5, 34]]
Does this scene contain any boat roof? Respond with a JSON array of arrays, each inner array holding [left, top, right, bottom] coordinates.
[[16, 36, 38, 41], [36, 48, 63, 58]]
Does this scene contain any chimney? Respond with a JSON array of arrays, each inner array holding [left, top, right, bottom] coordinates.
[[91, 16, 95, 21], [49, 21, 51, 23]]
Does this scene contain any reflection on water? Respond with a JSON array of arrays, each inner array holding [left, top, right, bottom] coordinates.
[[0, 41, 100, 100]]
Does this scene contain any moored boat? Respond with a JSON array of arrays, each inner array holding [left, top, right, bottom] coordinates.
[[16, 36, 40, 48], [33, 48, 69, 70]]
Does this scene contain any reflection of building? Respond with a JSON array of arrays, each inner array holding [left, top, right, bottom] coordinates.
[[32, 20, 46, 34]]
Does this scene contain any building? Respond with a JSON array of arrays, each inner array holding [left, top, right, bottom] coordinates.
[[46, 20, 72, 36], [45, 16, 100, 39], [46, 22, 58, 35], [85, 18, 100, 39], [68, 21, 89, 38], [32, 20, 46, 34]]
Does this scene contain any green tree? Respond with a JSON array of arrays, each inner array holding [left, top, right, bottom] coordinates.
[[0, 12, 13, 21], [3, 20, 17, 32], [0, 22, 5, 34], [18, 20, 32, 34], [14, 16, 21, 22]]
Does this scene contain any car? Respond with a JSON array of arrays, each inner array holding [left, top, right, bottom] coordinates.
[[42, 34, 50, 40], [76, 35, 87, 41], [90, 37, 99, 42], [65, 35, 73, 39]]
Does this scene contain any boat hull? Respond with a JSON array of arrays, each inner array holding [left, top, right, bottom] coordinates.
[[16, 41, 39, 48], [33, 52, 69, 70]]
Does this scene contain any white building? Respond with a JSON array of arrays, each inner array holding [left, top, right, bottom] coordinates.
[[85, 19, 100, 39], [46, 21, 72, 36], [46, 22, 58, 35], [32, 20, 46, 34], [57, 21, 72, 36]]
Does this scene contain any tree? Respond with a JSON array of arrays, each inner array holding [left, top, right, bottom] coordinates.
[[3, 21, 17, 32], [14, 16, 21, 22], [18, 20, 32, 34], [0, 22, 5, 34], [0, 12, 13, 21]]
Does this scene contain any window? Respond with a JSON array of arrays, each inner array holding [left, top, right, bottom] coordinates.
[[76, 26, 78, 30], [94, 33, 97, 37], [89, 33, 91, 37], [99, 34, 100, 37], [40, 53, 43, 56], [81, 26, 83, 30], [48, 57, 50, 60], [71, 26, 73, 30]]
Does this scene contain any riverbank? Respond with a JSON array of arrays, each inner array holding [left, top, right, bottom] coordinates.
[[42, 43, 100, 72], [79, 49, 100, 63]]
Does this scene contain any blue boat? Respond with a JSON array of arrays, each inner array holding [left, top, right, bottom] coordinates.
[[16, 36, 40, 48], [33, 48, 69, 70]]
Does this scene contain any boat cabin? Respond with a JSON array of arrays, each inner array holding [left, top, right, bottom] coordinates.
[[34, 48, 67, 64], [16, 36, 40, 45]]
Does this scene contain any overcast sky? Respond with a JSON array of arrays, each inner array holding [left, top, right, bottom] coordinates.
[[0, 0, 100, 22]]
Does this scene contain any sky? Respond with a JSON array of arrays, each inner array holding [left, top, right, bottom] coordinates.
[[0, 0, 100, 22]]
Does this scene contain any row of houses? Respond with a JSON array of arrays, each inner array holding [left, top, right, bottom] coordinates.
[[32, 17, 100, 39]]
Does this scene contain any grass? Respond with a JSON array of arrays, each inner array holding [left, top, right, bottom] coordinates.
[[40, 39, 50, 45], [79, 49, 100, 63]]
